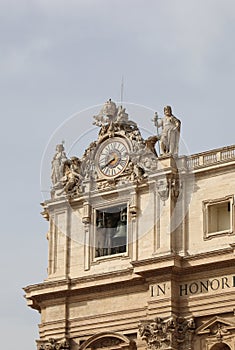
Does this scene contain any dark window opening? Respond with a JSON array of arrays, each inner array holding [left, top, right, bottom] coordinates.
[[208, 201, 230, 234], [95, 205, 127, 257]]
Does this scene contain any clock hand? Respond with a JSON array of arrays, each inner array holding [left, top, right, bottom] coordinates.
[[101, 157, 115, 169]]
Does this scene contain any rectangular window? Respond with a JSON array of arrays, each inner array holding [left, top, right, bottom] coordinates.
[[203, 195, 234, 239], [95, 205, 127, 258]]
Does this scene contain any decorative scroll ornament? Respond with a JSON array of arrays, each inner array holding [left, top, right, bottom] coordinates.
[[139, 316, 195, 350], [96, 179, 117, 191], [39, 338, 70, 350]]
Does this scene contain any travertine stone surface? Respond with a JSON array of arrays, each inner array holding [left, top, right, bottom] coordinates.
[[25, 102, 235, 350]]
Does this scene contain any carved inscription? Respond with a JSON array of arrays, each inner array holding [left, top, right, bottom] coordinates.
[[150, 283, 167, 297], [179, 275, 235, 297], [150, 276, 235, 298]]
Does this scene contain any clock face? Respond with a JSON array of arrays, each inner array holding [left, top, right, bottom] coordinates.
[[97, 137, 129, 178]]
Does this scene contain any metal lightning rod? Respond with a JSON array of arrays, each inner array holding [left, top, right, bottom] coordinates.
[[120, 76, 124, 105]]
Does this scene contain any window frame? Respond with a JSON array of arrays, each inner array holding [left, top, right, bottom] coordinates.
[[203, 195, 234, 240], [92, 202, 129, 261]]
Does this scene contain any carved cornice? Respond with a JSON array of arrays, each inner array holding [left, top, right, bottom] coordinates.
[[24, 268, 146, 309], [25, 247, 235, 303], [131, 248, 235, 278], [181, 247, 235, 273], [131, 253, 182, 276]]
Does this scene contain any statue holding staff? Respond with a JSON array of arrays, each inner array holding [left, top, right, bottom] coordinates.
[[153, 106, 181, 156]]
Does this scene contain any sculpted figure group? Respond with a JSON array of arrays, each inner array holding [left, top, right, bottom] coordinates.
[[51, 144, 83, 196], [50, 103, 181, 197]]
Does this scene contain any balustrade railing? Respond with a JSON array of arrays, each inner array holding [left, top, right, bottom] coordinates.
[[186, 145, 235, 170]]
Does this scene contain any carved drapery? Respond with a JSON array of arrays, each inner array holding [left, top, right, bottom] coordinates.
[[139, 316, 195, 350]]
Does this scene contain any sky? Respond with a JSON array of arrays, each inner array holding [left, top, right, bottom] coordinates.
[[1, 0, 235, 349]]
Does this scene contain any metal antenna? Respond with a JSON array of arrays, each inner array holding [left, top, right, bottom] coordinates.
[[120, 76, 124, 104]]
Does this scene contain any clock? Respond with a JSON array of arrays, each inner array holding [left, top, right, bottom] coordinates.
[[96, 137, 129, 178]]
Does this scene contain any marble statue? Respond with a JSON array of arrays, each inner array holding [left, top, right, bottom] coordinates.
[[153, 106, 181, 156], [58, 157, 82, 194], [51, 143, 67, 186]]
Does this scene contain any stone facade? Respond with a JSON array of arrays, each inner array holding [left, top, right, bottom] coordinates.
[[24, 101, 235, 350]]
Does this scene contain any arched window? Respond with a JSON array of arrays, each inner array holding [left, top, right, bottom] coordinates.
[[210, 343, 231, 350]]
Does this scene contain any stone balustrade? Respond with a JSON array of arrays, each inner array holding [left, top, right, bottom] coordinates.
[[186, 144, 235, 170]]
